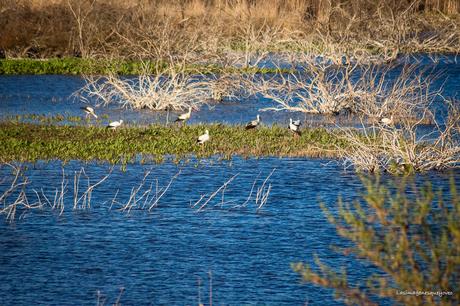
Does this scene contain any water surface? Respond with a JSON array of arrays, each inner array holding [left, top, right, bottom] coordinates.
[[0, 158, 458, 305]]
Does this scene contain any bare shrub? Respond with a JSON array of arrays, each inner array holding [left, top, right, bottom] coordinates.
[[250, 60, 438, 120], [78, 65, 212, 111], [336, 100, 460, 173]]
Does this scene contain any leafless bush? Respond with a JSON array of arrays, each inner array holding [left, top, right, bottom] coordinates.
[[206, 73, 250, 102], [78, 66, 211, 111], [249, 60, 438, 121], [336, 100, 460, 173]]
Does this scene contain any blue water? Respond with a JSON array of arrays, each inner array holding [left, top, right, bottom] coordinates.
[[0, 55, 459, 305], [0, 55, 459, 127], [0, 158, 459, 305]]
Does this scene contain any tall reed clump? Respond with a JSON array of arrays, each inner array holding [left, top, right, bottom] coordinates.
[[292, 176, 460, 305]]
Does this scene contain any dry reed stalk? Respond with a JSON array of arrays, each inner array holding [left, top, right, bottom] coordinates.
[[192, 173, 239, 212], [0, 163, 43, 222], [73, 166, 113, 210], [191, 169, 276, 212], [112, 170, 180, 213], [255, 169, 275, 211]]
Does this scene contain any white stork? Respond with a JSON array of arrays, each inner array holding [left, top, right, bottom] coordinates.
[[107, 119, 123, 130], [288, 118, 301, 136], [197, 130, 210, 145], [81, 106, 98, 119], [175, 107, 192, 124], [245, 114, 261, 130]]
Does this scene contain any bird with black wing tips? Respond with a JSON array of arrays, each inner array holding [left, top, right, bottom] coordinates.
[[81, 106, 98, 119], [107, 119, 123, 130], [288, 118, 302, 136], [175, 107, 192, 124], [245, 114, 261, 130], [197, 130, 210, 145]]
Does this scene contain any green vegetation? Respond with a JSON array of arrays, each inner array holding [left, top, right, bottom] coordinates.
[[0, 58, 161, 75], [0, 58, 289, 75], [0, 122, 345, 164], [292, 177, 460, 305]]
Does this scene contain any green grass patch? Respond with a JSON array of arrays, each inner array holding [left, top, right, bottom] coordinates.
[[0, 58, 291, 75], [0, 122, 347, 164], [0, 58, 168, 75]]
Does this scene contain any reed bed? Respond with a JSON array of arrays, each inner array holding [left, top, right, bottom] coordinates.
[[0, 162, 276, 222]]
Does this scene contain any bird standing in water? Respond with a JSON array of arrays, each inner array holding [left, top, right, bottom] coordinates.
[[175, 107, 192, 125]]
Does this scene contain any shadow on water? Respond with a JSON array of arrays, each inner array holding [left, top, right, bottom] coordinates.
[[0, 157, 459, 305]]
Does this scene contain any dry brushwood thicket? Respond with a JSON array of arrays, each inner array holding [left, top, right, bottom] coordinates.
[[0, 0, 459, 60]]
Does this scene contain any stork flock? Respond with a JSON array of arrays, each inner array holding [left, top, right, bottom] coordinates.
[[81, 105, 303, 145]]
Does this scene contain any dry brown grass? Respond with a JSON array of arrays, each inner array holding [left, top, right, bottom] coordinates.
[[1, 0, 458, 59]]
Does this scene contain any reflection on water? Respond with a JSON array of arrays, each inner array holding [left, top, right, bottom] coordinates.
[[0, 55, 459, 127], [0, 158, 459, 305]]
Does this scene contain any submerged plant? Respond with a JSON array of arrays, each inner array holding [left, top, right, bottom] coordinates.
[[292, 176, 460, 305]]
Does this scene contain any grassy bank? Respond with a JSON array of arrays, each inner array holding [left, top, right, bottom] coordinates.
[[0, 58, 288, 75], [0, 123, 345, 164]]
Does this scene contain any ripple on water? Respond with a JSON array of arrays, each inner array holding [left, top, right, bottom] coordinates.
[[0, 157, 459, 305]]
